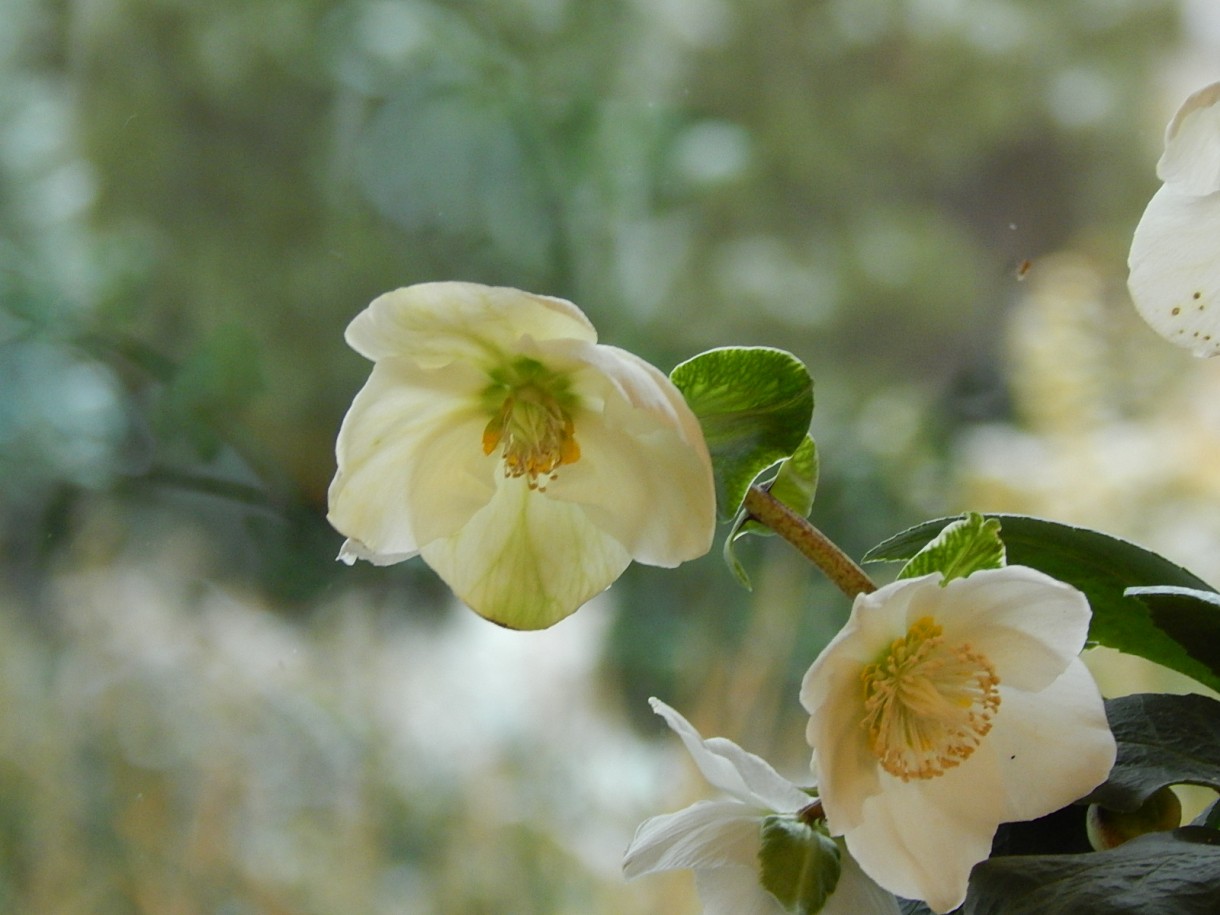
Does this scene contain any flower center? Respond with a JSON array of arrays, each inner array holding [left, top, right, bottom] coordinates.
[[859, 616, 1000, 782], [481, 360, 581, 490]]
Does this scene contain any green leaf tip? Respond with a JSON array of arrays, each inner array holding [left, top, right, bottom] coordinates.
[[758, 815, 841, 915], [722, 435, 819, 589], [670, 347, 813, 519], [897, 512, 1005, 584]]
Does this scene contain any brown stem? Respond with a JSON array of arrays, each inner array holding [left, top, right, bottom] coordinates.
[[742, 485, 876, 599]]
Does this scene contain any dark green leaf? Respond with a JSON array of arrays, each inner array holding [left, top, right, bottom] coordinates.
[[965, 829, 1220, 915], [991, 804, 1093, 857], [1126, 587, 1220, 685], [864, 515, 1220, 692], [898, 512, 1005, 583], [758, 815, 840, 914], [670, 347, 813, 518], [1085, 693, 1220, 811]]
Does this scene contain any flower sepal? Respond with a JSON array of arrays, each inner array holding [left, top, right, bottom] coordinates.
[[758, 814, 842, 915]]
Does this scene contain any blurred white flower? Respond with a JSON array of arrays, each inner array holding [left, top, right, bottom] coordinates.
[[800, 567, 1116, 913], [327, 282, 715, 629], [624, 698, 899, 915], [1129, 81, 1220, 356]]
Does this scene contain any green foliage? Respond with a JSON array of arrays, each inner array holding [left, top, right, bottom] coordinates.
[[670, 346, 813, 519], [866, 515, 1220, 692], [897, 512, 1005, 583], [964, 830, 1220, 915], [1086, 694, 1220, 812], [723, 435, 818, 589], [1125, 587, 1220, 686], [767, 435, 820, 522], [757, 815, 841, 915]]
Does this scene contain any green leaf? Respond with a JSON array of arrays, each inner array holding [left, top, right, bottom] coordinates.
[[670, 347, 813, 518], [722, 524, 755, 590], [897, 512, 1005, 583], [1125, 587, 1220, 685], [758, 815, 841, 915], [864, 515, 1220, 692], [964, 829, 1220, 915], [765, 434, 819, 520], [1085, 693, 1220, 812], [722, 435, 819, 589]]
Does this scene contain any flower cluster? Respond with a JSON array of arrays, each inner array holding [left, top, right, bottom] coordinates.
[[327, 281, 1121, 913], [628, 568, 1115, 914]]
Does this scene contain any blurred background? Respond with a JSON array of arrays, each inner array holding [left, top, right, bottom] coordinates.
[[3, 0, 1220, 911]]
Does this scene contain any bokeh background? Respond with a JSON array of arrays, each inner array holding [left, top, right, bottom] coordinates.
[[3, 0, 1220, 911]]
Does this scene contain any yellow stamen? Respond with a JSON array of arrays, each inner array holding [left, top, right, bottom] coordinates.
[[860, 616, 1000, 782], [482, 387, 581, 490]]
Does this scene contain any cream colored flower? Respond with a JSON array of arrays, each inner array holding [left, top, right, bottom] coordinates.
[[624, 698, 900, 915], [1129, 81, 1220, 356], [327, 282, 715, 629], [800, 567, 1116, 913]]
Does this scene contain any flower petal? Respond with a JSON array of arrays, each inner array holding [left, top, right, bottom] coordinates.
[[345, 282, 596, 366], [843, 768, 1001, 914], [693, 866, 787, 915], [1128, 183, 1220, 357], [986, 659, 1116, 823], [623, 800, 765, 876], [328, 358, 493, 556], [929, 566, 1092, 692], [649, 698, 810, 812], [801, 651, 880, 833], [419, 474, 631, 628], [1157, 81, 1220, 194], [335, 536, 414, 567], [541, 342, 716, 566], [822, 845, 901, 915]]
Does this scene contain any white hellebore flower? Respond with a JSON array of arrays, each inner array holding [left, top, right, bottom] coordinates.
[[624, 698, 900, 915], [1129, 81, 1220, 356], [327, 282, 715, 629], [800, 567, 1116, 914]]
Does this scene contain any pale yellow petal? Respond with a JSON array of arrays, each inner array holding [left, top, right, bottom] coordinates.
[[540, 341, 715, 566], [420, 475, 631, 629], [328, 358, 493, 558], [345, 282, 597, 367]]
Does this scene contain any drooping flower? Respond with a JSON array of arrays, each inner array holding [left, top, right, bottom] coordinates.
[[800, 566, 1116, 913], [624, 698, 900, 915], [1128, 81, 1220, 356], [327, 282, 715, 629]]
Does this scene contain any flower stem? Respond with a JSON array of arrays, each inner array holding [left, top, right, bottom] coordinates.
[[742, 485, 876, 599]]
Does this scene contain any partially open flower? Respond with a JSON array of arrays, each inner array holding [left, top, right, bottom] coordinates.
[[800, 567, 1116, 913], [624, 698, 899, 915], [327, 282, 715, 629], [1128, 81, 1220, 356]]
